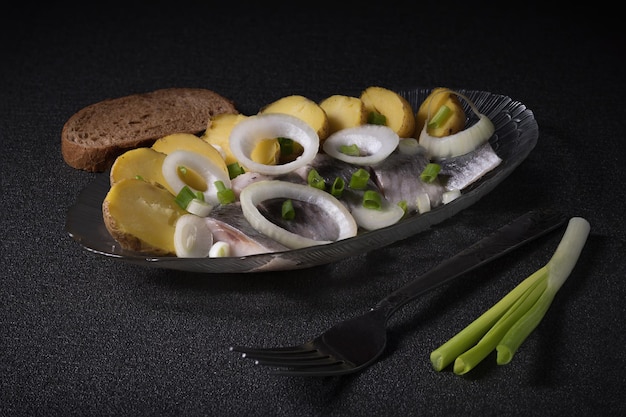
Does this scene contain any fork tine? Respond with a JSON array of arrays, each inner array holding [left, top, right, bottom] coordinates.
[[229, 343, 316, 358], [255, 354, 339, 367], [270, 363, 353, 377]]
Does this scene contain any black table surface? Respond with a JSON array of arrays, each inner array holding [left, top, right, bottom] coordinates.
[[2, 5, 624, 417]]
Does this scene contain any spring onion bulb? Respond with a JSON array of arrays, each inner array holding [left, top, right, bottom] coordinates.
[[419, 90, 495, 159], [163, 150, 231, 206], [430, 217, 590, 374], [209, 241, 231, 258], [228, 113, 319, 176], [350, 198, 405, 231], [186, 199, 213, 217], [239, 180, 358, 249], [173, 214, 214, 258], [322, 125, 399, 166]]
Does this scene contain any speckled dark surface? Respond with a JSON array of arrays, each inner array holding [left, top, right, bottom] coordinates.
[[2, 5, 624, 416]]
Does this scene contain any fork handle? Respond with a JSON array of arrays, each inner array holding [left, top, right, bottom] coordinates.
[[373, 209, 567, 319]]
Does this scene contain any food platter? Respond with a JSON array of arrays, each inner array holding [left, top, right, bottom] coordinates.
[[65, 88, 538, 273]]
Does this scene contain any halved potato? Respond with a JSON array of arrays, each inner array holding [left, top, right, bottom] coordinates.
[[360, 86, 416, 138], [152, 132, 228, 176], [201, 113, 249, 165], [102, 178, 186, 255], [259, 95, 330, 142], [109, 147, 175, 194], [415, 87, 465, 138], [319, 95, 367, 134]]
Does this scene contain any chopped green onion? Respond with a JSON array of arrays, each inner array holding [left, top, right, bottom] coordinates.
[[427, 104, 452, 130], [227, 162, 245, 179], [281, 199, 295, 220], [307, 169, 326, 190], [277, 137, 294, 156], [368, 111, 387, 126], [340, 144, 361, 156], [175, 185, 197, 209], [430, 217, 590, 375], [134, 175, 144, 181], [331, 177, 345, 198], [397, 200, 408, 217], [420, 163, 441, 183], [178, 165, 188, 176], [349, 168, 370, 190], [362, 190, 382, 210], [214, 180, 235, 205]]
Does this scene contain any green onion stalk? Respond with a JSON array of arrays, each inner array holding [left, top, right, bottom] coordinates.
[[430, 217, 591, 375]]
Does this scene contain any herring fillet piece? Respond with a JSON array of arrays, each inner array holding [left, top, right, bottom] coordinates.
[[371, 150, 445, 211], [438, 142, 502, 191], [204, 203, 289, 257]]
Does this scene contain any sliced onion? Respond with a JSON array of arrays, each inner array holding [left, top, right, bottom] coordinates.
[[322, 125, 399, 166], [162, 150, 231, 206], [186, 199, 213, 217], [239, 180, 358, 249], [416, 193, 431, 214], [209, 241, 231, 257], [349, 200, 405, 231], [442, 189, 462, 204], [419, 91, 495, 159], [229, 113, 319, 175], [398, 138, 425, 155], [174, 214, 214, 258]]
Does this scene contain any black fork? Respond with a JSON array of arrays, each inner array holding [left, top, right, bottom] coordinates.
[[230, 209, 567, 376]]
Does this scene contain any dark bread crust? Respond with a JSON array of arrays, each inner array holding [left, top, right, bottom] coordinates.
[[61, 88, 238, 172]]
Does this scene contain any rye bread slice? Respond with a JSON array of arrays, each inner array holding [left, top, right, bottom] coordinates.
[[61, 88, 238, 172]]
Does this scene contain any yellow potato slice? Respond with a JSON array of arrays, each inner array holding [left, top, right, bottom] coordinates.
[[201, 113, 249, 165], [360, 86, 416, 138], [259, 95, 330, 142], [152, 132, 228, 175], [415, 87, 466, 138], [109, 147, 175, 194], [319, 95, 367, 134], [102, 178, 186, 255]]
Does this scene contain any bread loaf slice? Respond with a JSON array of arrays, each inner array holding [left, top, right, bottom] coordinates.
[[61, 88, 238, 172]]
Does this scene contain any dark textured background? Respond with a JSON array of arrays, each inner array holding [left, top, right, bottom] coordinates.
[[2, 5, 624, 416]]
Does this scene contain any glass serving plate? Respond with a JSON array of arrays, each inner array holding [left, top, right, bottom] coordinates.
[[65, 88, 538, 273]]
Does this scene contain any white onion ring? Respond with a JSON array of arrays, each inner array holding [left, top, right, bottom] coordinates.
[[418, 90, 495, 159], [239, 180, 358, 249], [322, 125, 399, 166], [229, 113, 319, 175], [162, 150, 231, 206], [173, 214, 214, 258], [349, 201, 405, 231]]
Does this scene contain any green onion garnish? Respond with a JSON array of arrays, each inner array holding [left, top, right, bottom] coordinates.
[[178, 166, 188, 176], [362, 190, 382, 210], [281, 199, 295, 220], [349, 168, 370, 190], [340, 144, 360, 156], [307, 169, 326, 190], [277, 137, 294, 156], [427, 104, 452, 130], [420, 163, 441, 183], [397, 200, 408, 217], [214, 180, 235, 205], [368, 111, 387, 125], [331, 177, 345, 198], [134, 175, 144, 181], [175, 185, 197, 209], [227, 162, 245, 179]]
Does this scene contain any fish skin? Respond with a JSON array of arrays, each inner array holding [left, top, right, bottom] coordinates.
[[204, 202, 289, 256], [370, 150, 444, 212], [438, 142, 502, 191]]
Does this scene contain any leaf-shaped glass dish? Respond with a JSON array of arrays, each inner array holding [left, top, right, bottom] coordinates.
[[65, 88, 538, 273]]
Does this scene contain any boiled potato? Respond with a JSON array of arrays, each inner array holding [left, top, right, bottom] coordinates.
[[415, 87, 465, 138], [152, 132, 228, 176], [259, 95, 330, 142], [319, 95, 367, 134], [360, 86, 416, 138], [109, 147, 175, 194], [102, 178, 187, 255], [201, 113, 249, 165]]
